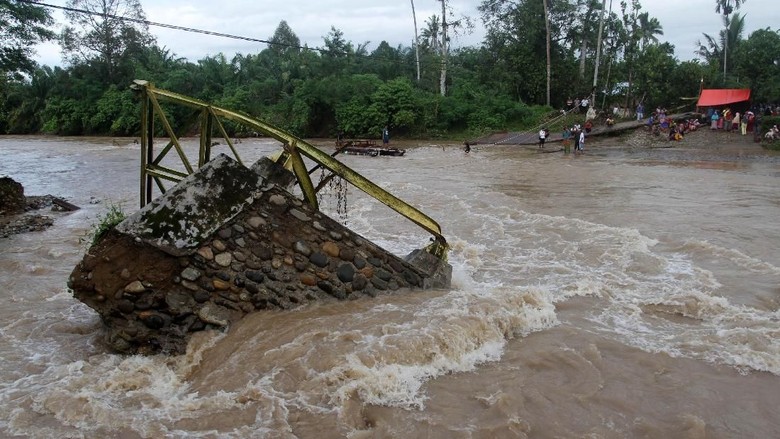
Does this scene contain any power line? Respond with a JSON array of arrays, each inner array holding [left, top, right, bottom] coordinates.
[[17, 0, 345, 57], [17, 0, 453, 79]]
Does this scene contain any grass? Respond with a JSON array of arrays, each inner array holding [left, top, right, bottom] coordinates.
[[81, 202, 127, 247]]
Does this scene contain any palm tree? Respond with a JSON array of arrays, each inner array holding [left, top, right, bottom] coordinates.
[[715, 0, 747, 80], [696, 13, 745, 80], [637, 12, 663, 49], [420, 15, 441, 52], [695, 32, 722, 62]]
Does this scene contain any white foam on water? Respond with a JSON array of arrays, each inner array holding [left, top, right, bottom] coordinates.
[[312, 285, 559, 411], [564, 225, 780, 375], [3, 330, 281, 438], [341, 181, 780, 378], [681, 239, 780, 275]]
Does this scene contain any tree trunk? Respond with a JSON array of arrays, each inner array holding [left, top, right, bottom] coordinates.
[[723, 13, 729, 82], [592, 0, 609, 93], [411, 0, 421, 82], [601, 50, 614, 109], [439, 0, 448, 97], [578, 1, 596, 79], [579, 40, 588, 79], [623, 68, 633, 116], [543, 0, 551, 106]]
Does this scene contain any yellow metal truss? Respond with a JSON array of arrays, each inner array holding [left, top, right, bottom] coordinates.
[[131, 80, 448, 260]]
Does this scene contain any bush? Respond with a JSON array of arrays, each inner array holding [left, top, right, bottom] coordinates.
[[81, 202, 127, 247], [759, 115, 780, 132]]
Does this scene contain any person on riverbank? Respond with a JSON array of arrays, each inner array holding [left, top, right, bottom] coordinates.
[[710, 111, 719, 130], [573, 127, 581, 151], [578, 130, 585, 152], [382, 126, 390, 144], [538, 128, 547, 148], [732, 112, 741, 132], [744, 111, 755, 135], [636, 103, 644, 121], [723, 108, 733, 132], [562, 127, 572, 154]]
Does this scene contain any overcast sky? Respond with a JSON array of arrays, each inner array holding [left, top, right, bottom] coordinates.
[[33, 0, 778, 68]]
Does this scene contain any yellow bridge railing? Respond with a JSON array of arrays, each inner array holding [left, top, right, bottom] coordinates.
[[130, 80, 448, 260]]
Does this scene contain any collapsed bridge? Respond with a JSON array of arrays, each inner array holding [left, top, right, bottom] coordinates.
[[68, 80, 451, 355]]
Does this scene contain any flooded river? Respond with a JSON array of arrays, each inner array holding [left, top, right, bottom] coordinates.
[[1, 133, 779, 438]]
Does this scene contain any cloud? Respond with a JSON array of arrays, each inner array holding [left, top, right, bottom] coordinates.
[[32, 0, 777, 67], [642, 0, 777, 60]]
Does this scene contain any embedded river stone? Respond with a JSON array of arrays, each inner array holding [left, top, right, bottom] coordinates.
[[68, 154, 451, 355]]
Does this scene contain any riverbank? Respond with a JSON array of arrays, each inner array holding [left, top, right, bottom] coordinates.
[[512, 125, 778, 157], [0, 190, 58, 238]]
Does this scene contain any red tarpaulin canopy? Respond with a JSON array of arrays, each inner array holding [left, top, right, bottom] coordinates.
[[697, 89, 751, 107]]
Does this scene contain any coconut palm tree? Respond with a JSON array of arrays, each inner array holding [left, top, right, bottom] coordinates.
[[637, 12, 663, 49], [696, 12, 745, 78], [715, 0, 745, 17], [420, 15, 441, 52], [715, 0, 747, 80]]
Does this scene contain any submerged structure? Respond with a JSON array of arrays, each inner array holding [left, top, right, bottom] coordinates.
[[68, 81, 451, 355], [335, 139, 406, 156]]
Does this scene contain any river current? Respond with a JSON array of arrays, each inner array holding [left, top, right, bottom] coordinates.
[[0, 134, 778, 438]]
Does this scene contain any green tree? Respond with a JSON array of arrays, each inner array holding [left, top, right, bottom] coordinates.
[[1, 0, 53, 132], [420, 15, 442, 52], [479, 0, 551, 104], [696, 13, 745, 85], [714, 0, 747, 80], [637, 11, 663, 49], [732, 28, 780, 102], [61, 0, 155, 85], [2, 65, 55, 133], [367, 42, 406, 81], [574, 0, 603, 80], [334, 74, 384, 137], [632, 43, 676, 107], [268, 20, 301, 56], [197, 54, 236, 102], [0, 0, 54, 79], [321, 27, 356, 76]]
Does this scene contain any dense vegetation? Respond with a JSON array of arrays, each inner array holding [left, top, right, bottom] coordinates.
[[1, 0, 778, 139]]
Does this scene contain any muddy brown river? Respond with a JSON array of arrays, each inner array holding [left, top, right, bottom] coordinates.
[[1, 132, 778, 438]]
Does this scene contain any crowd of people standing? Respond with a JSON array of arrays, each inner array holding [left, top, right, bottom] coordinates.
[[707, 107, 759, 136]]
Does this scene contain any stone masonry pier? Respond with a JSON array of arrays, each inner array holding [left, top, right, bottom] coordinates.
[[68, 154, 451, 355]]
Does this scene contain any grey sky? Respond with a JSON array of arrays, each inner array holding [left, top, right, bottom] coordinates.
[[32, 0, 778, 67]]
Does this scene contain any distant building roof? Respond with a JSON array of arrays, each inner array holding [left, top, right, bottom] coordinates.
[[697, 89, 751, 107]]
